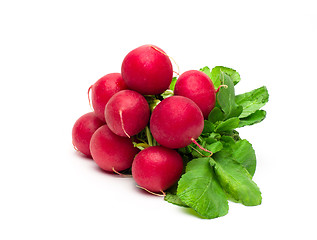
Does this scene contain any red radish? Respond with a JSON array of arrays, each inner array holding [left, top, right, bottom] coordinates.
[[90, 73, 128, 121], [174, 70, 216, 119], [105, 90, 150, 137], [121, 44, 173, 95], [132, 146, 183, 193], [90, 125, 139, 172], [72, 112, 104, 157], [150, 96, 204, 149]]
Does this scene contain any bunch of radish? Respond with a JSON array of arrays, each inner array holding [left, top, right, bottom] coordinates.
[[72, 44, 269, 218], [72, 44, 215, 192]]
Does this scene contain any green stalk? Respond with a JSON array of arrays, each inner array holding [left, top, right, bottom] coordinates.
[[145, 126, 153, 146]]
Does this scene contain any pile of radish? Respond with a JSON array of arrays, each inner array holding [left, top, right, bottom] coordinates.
[[72, 44, 269, 219]]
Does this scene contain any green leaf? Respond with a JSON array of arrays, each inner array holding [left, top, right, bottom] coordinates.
[[206, 141, 223, 154], [215, 117, 240, 132], [239, 110, 266, 127], [177, 158, 229, 219], [202, 120, 215, 134], [132, 142, 148, 151], [208, 107, 224, 123], [205, 136, 217, 144], [232, 140, 256, 177], [219, 129, 241, 142], [208, 132, 222, 141], [177, 146, 190, 155], [212, 152, 262, 206], [210, 66, 241, 88], [220, 135, 236, 149], [169, 77, 178, 91], [235, 86, 269, 118], [165, 193, 188, 207], [218, 137, 256, 177], [146, 96, 162, 111], [164, 184, 188, 207], [217, 73, 243, 119], [161, 90, 174, 99], [200, 66, 212, 78]]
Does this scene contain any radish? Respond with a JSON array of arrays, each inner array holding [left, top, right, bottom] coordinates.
[[89, 73, 128, 121], [121, 44, 173, 95], [132, 146, 183, 193], [90, 125, 139, 172], [174, 70, 216, 119], [105, 90, 150, 138], [150, 96, 204, 149], [72, 112, 104, 157]]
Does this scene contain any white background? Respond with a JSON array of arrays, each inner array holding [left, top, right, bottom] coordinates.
[[1, 0, 316, 239]]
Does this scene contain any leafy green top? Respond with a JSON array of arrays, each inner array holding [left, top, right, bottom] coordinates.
[[162, 66, 269, 219]]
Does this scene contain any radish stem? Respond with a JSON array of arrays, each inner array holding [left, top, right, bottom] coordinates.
[[145, 126, 153, 146], [136, 185, 166, 197], [151, 45, 180, 76], [88, 85, 93, 110], [191, 138, 213, 157], [119, 110, 131, 138]]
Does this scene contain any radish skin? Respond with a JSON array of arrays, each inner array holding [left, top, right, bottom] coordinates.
[[132, 146, 183, 193], [90, 125, 139, 172], [91, 73, 128, 121], [72, 112, 104, 157], [150, 96, 204, 149], [174, 70, 216, 119], [121, 45, 173, 95], [105, 90, 150, 137]]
